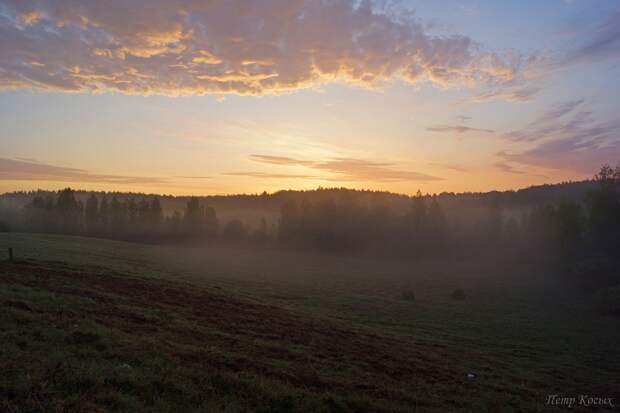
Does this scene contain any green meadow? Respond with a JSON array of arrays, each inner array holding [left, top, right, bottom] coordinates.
[[1, 233, 618, 412]]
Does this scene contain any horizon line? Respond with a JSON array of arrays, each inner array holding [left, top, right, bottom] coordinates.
[[0, 178, 595, 199]]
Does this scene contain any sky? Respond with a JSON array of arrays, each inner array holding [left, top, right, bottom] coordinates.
[[0, 0, 619, 195]]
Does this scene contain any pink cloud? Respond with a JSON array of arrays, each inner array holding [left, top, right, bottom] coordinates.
[[0, 0, 530, 96]]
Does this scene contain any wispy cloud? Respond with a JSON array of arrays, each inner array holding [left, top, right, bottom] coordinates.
[[429, 162, 469, 173], [561, 11, 620, 66], [497, 98, 620, 173], [426, 125, 494, 134], [176, 176, 212, 180], [250, 155, 315, 167], [493, 162, 524, 175], [0, 0, 530, 96], [462, 85, 542, 104], [501, 99, 615, 143], [499, 138, 620, 174], [464, 9, 620, 105], [0, 157, 166, 184], [246, 154, 441, 182], [315, 158, 441, 182], [224, 172, 317, 179], [529, 99, 585, 127]]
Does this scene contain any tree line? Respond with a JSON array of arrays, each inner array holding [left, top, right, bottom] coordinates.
[[1, 165, 619, 287], [274, 165, 619, 288], [14, 190, 277, 243], [20, 193, 216, 241]]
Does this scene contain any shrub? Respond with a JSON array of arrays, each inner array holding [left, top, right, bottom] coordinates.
[[571, 257, 620, 291], [451, 289, 466, 301], [591, 286, 620, 317], [222, 219, 248, 241], [400, 289, 415, 302]]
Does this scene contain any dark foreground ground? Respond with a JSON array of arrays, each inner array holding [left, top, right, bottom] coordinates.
[[0, 260, 474, 412], [0, 234, 618, 412]]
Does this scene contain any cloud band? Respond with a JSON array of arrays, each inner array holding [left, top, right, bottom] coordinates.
[[0, 0, 525, 96]]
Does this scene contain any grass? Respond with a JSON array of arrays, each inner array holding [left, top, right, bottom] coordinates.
[[0, 233, 619, 412]]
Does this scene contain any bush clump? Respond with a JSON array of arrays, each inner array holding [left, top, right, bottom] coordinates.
[[400, 290, 415, 302], [451, 289, 466, 301], [591, 286, 620, 317], [571, 257, 620, 291]]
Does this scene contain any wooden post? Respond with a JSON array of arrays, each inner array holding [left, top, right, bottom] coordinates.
[[8, 247, 13, 262]]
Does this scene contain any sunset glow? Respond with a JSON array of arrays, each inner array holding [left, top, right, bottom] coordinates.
[[1, 0, 619, 195]]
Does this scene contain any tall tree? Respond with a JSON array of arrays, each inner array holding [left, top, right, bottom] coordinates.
[[56, 188, 81, 234], [184, 197, 203, 236], [110, 196, 127, 234], [253, 217, 268, 243], [85, 194, 99, 233], [587, 164, 620, 255], [24, 195, 51, 232], [484, 199, 503, 243], [137, 198, 150, 233], [99, 196, 109, 233], [149, 197, 163, 227], [204, 205, 218, 236], [127, 198, 138, 228], [411, 190, 427, 233], [555, 201, 585, 261], [279, 200, 300, 242], [427, 196, 447, 249]]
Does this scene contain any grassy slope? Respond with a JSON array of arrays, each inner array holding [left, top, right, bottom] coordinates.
[[0, 233, 619, 412]]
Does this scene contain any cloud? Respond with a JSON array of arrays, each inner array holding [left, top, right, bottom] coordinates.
[[315, 158, 441, 182], [224, 172, 317, 179], [529, 98, 585, 127], [562, 11, 620, 66], [426, 125, 494, 134], [462, 85, 542, 104], [502, 99, 598, 142], [250, 154, 315, 166], [429, 162, 469, 173], [493, 161, 524, 175], [176, 176, 211, 179], [0, 157, 166, 184], [462, 8, 620, 105], [497, 99, 620, 173], [249, 154, 441, 182], [0, 0, 530, 96], [499, 138, 620, 174]]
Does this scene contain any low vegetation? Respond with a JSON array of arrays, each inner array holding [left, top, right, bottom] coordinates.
[[451, 289, 466, 301], [1, 233, 619, 411], [2, 166, 619, 288], [0, 165, 619, 411], [0, 260, 497, 412], [400, 289, 416, 302]]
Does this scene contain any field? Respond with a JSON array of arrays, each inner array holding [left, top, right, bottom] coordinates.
[[0, 233, 618, 412]]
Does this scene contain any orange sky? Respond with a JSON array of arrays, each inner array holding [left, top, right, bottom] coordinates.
[[1, 0, 618, 195]]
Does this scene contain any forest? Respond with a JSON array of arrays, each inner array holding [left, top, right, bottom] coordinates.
[[1, 165, 619, 291]]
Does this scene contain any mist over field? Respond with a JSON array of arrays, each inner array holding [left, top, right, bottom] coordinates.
[[1, 168, 619, 411], [2, 0, 620, 411]]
